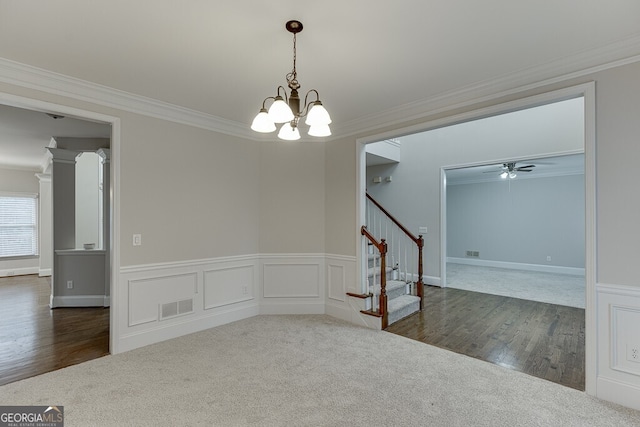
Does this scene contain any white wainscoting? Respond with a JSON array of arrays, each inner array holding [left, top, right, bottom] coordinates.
[[259, 254, 325, 315], [596, 283, 640, 411], [325, 254, 357, 323], [117, 255, 260, 353], [116, 253, 340, 353], [204, 264, 254, 310]]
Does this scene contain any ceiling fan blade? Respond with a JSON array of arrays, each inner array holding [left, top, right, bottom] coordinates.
[[518, 169, 533, 172], [515, 165, 536, 170]]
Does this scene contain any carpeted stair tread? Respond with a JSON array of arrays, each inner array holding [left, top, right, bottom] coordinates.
[[386, 280, 408, 300], [388, 294, 421, 325]]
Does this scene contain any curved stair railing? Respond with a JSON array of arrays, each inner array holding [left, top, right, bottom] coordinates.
[[365, 192, 424, 312]]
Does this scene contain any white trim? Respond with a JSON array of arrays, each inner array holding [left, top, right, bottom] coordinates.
[[51, 295, 108, 307], [38, 268, 51, 277], [595, 282, 640, 410], [447, 257, 585, 276], [440, 168, 447, 289], [597, 282, 640, 298], [259, 302, 325, 315], [117, 305, 259, 354], [424, 275, 441, 287], [2, 37, 637, 143], [119, 253, 258, 274], [358, 81, 597, 397], [0, 57, 252, 140], [0, 267, 39, 277], [335, 40, 640, 138], [0, 191, 38, 198], [0, 91, 124, 356], [596, 377, 640, 412]]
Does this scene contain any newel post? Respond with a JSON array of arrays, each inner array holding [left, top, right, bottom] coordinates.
[[417, 235, 424, 311], [380, 239, 388, 329]]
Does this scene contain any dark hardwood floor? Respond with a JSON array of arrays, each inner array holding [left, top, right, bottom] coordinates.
[[386, 285, 585, 390], [0, 275, 110, 386]]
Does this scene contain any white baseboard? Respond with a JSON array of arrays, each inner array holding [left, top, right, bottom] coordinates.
[[51, 295, 108, 308], [597, 376, 640, 411], [117, 305, 260, 353], [0, 267, 39, 277], [424, 275, 441, 286], [447, 257, 585, 276], [259, 302, 325, 315], [325, 302, 352, 322]]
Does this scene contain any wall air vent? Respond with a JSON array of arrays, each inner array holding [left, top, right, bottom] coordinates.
[[160, 298, 194, 321]]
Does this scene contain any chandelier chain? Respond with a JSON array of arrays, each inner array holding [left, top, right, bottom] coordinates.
[[286, 33, 300, 90]]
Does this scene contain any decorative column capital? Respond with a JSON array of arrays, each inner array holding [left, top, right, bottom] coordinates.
[[97, 148, 111, 163], [47, 148, 80, 164]]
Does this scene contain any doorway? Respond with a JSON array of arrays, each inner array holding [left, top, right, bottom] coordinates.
[[358, 83, 596, 393], [0, 94, 120, 384]]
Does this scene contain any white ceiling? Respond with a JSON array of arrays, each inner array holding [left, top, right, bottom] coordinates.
[[1, 1, 640, 169]]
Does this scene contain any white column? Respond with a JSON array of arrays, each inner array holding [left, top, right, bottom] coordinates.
[[35, 173, 52, 277]]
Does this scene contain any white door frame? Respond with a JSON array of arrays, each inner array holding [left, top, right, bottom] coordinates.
[[0, 91, 121, 354], [356, 81, 596, 395]]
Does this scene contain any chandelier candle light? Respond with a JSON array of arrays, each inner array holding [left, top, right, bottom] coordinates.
[[251, 20, 332, 140]]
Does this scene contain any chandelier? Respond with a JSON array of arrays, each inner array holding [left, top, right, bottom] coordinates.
[[251, 20, 332, 140]]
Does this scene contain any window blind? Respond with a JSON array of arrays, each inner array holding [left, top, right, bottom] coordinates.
[[0, 195, 38, 257]]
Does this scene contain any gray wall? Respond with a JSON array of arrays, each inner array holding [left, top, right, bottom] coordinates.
[[366, 98, 584, 279], [447, 174, 585, 268]]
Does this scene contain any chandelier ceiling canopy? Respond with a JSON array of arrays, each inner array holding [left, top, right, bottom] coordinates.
[[251, 20, 331, 141]]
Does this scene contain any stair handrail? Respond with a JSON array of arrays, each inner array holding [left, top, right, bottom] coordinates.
[[366, 192, 420, 244], [361, 225, 388, 329], [366, 192, 424, 310]]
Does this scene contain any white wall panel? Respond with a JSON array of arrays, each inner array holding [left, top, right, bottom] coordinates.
[[263, 263, 320, 298], [328, 263, 346, 302], [596, 283, 640, 410], [203, 264, 254, 309], [128, 272, 197, 326]]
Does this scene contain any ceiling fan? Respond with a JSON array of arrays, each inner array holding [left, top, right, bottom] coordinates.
[[484, 162, 536, 179]]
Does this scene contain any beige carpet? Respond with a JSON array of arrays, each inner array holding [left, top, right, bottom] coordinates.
[[1, 315, 638, 426]]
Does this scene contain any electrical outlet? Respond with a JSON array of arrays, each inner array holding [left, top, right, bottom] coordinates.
[[628, 345, 640, 363], [241, 286, 248, 295], [133, 234, 142, 246], [67, 280, 73, 289], [546, 255, 552, 262]]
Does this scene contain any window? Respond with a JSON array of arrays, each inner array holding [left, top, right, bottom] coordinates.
[[0, 194, 38, 258]]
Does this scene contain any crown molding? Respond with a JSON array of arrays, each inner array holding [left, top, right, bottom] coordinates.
[[0, 58, 255, 140], [1, 33, 640, 142], [334, 33, 640, 139]]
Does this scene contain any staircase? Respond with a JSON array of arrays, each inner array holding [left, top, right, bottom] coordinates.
[[367, 251, 421, 325], [349, 192, 424, 329]]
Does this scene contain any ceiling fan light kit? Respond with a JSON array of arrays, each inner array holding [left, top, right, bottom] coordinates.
[[251, 20, 332, 141], [491, 162, 535, 179]]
